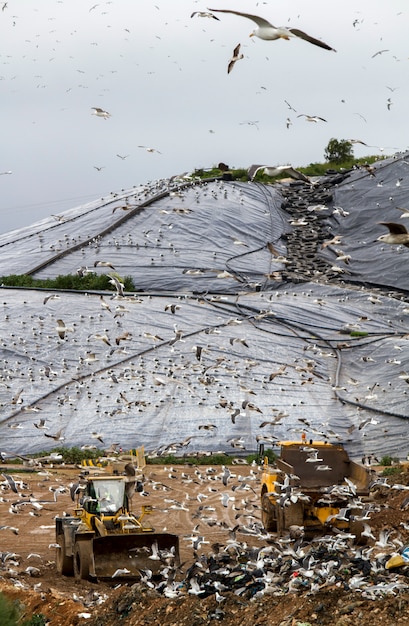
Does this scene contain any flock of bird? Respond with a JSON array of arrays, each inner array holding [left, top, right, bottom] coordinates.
[[1, 275, 406, 458], [0, 152, 409, 458], [2, 460, 409, 615], [84, 5, 404, 141], [1, 1, 408, 236], [0, 7, 408, 619]]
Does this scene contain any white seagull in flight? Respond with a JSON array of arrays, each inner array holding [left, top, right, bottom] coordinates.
[[247, 164, 310, 183], [91, 107, 111, 119], [228, 43, 244, 74], [207, 9, 336, 51]]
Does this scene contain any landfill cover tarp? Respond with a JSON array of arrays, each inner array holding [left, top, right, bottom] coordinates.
[[0, 153, 408, 460]]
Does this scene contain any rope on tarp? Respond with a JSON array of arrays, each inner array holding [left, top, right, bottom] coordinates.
[[21, 177, 221, 276], [204, 295, 409, 422]]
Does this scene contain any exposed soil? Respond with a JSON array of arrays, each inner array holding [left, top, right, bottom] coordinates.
[[2, 462, 409, 626]]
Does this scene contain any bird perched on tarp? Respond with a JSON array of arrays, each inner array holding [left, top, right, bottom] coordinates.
[[247, 164, 310, 183], [361, 163, 376, 176], [208, 9, 336, 51], [377, 222, 409, 248]]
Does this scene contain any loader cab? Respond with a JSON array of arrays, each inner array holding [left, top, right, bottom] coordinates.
[[84, 478, 127, 515]]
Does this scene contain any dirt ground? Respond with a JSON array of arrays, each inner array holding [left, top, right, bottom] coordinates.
[[2, 461, 409, 626]]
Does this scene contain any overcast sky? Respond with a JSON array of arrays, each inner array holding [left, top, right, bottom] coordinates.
[[0, 0, 408, 234]]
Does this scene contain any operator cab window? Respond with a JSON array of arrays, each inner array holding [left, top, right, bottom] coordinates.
[[93, 479, 125, 514]]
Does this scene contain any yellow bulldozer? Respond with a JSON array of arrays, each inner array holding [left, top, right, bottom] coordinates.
[[55, 472, 179, 580], [260, 440, 373, 539]]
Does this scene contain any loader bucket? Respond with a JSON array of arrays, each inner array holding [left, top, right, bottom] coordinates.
[[92, 532, 180, 579]]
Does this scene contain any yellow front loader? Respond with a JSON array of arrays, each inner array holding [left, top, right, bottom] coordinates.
[[55, 474, 179, 580], [260, 440, 372, 539]]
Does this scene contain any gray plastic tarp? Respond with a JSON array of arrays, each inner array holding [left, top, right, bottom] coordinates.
[[1, 154, 409, 459]]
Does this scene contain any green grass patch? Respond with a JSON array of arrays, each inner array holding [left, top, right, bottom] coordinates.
[[24, 616, 48, 626], [5, 447, 277, 467], [193, 155, 383, 183], [0, 593, 21, 626], [382, 466, 402, 477], [0, 272, 136, 291], [35, 446, 102, 465], [380, 455, 400, 467]]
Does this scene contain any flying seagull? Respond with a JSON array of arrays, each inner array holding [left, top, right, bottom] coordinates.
[[297, 113, 327, 123], [138, 145, 162, 154], [55, 319, 73, 340], [44, 428, 65, 441], [109, 275, 125, 297], [228, 43, 244, 73], [377, 222, 409, 248], [371, 49, 389, 58], [94, 260, 116, 270], [91, 107, 111, 119], [207, 9, 336, 51], [191, 11, 219, 20], [247, 164, 310, 183], [395, 207, 409, 219]]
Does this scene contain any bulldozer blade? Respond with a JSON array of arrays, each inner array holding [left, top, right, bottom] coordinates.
[[92, 533, 180, 579]]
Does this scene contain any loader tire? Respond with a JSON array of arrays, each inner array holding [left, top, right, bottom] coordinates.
[[276, 504, 285, 537], [261, 494, 277, 532], [56, 533, 74, 576], [74, 541, 91, 581]]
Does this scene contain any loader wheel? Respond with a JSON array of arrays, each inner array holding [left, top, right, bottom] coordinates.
[[275, 504, 285, 537], [261, 494, 277, 532], [73, 541, 91, 581], [56, 533, 74, 576]]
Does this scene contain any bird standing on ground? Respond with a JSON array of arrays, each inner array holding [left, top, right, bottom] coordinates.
[[208, 9, 336, 51]]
